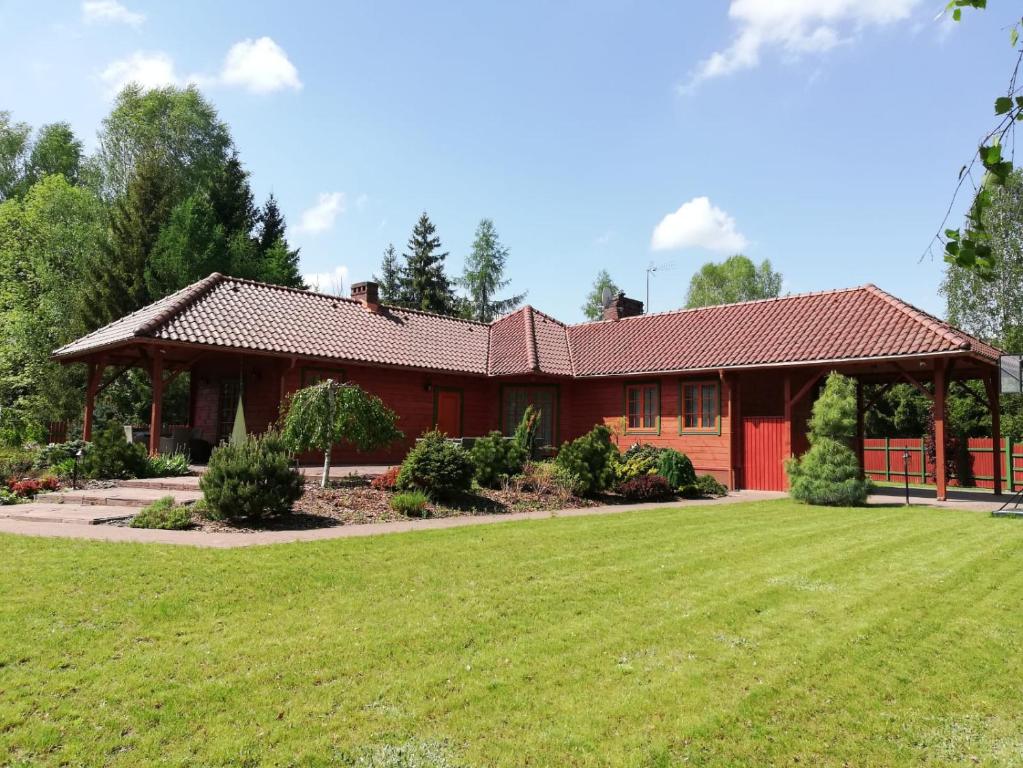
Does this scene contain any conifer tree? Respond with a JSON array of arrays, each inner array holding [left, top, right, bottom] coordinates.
[[374, 243, 403, 304], [401, 212, 456, 314], [461, 218, 524, 322], [255, 193, 303, 288]]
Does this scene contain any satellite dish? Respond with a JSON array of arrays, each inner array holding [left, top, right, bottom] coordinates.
[[601, 286, 613, 309]]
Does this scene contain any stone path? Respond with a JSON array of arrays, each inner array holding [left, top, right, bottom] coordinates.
[[0, 478, 203, 525]]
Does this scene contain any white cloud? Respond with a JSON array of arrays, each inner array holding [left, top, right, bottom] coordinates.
[[355, 193, 369, 211], [99, 37, 300, 99], [593, 231, 613, 246], [304, 265, 350, 296], [296, 192, 346, 234], [219, 37, 302, 94], [83, 0, 144, 27], [684, 0, 920, 89], [101, 52, 179, 97], [651, 197, 748, 253]]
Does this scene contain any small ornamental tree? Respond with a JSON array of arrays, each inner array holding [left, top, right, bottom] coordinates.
[[556, 424, 618, 496], [786, 372, 872, 506], [280, 380, 404, 487]]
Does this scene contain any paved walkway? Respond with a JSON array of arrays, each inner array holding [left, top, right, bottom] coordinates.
[[0, 491, 786, 548]]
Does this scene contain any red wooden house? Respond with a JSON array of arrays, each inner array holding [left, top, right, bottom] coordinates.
[[54, 273, 1004, 499]]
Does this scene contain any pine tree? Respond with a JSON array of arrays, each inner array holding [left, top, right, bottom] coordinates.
[[257, 193, 286, 253], [80, 154, 174, 329], [401, 212, 456, 314], [461, 218, 525, 322], [255, 193, 304, 288], [374, 243, 403, 303]]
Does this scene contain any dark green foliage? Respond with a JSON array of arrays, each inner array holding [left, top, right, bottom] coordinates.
[[389, 490, 430, 517], [786, 373, 871, 506], [400, 212, 457, 315], [396, 431, 473, 497], [695, 474, 728, 497], [199, 431, 303, 522], [0, 447, 35, 481], [130, 496, 193, 530], [513, 405, 539, 454], [82, 421, 148, 480], [469, 432, 527, 488], [556, 425, 618, 496], [33, 440, 87, 471], [656, 449, 697, 490], [619, 474, 673, 502]]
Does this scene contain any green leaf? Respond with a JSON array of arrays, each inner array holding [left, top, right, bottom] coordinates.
[[995, 96, 1013, 115], [1011, 27, 1019, 47], [953, 8, 962, 21], [944, 228, 960, 240]]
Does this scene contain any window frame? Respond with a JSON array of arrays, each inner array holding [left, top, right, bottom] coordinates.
[[678, 380, 721, 435], [623, 381, 661, 435]]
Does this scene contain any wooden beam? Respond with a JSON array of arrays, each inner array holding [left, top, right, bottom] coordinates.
[[896, 364, 933, 400], [934, 360, 948, 501], [986, 373, 1003, 496], [94, 365, 130, 397], [856, 379, 865, 479], [149, 353, 164, 456], [782, 373, 793, 490], [787, 369, 827, 410], [82, 360, 104, 442]]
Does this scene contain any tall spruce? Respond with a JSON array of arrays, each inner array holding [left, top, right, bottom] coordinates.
[[401, 212, 456, 314], [80, 154, 174, 329], [461, 218, 524, 322], [257, 193, 286, 252], [255, 193, 303, 288], [374, 243, 403, 303]]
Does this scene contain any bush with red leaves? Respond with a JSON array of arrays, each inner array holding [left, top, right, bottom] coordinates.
[[8, 478, 43, 498], [618, 474, 674, 502], [370, 466, 400, 491]]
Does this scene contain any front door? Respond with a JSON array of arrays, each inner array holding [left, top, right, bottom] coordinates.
[[435, 389, 462, 437], [742, 416, 786, 491]]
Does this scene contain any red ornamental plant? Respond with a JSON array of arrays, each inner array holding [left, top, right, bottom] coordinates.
[[371, 466, 400, 491], [8, 478, 43, 498]]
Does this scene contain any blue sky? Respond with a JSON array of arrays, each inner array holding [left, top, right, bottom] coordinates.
[[0, 1, 1016, 322]]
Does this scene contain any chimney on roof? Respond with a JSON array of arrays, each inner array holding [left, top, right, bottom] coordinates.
[[351, 281, 380, 312], [603, 291, 644, 321]]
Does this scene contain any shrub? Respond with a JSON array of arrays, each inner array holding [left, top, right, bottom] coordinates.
[[786, 372, 872, 506], [146, 452, 190, 478], [33, 440, 87, 471], [0, 447, 36, 482], [656, 449, 697, 490], [470, 431, 527, 488], [200, 431, 304, 523], [8, 478, 42, 498], [396, 431, 474, 497], [52, 458, 78, 481], [556, 425, 618, 496], [513, 404, 539, 451], [82, 421, 148, 480], [619, 474, 674, 502], [696, 474, 728, 496], [787, 438, 872, 506], [0, 488, 18, 505], [509, 460, 575, 500], [370, 466, 400, 490], [389, 490, 430, 517], [130, 496, 193, 530]]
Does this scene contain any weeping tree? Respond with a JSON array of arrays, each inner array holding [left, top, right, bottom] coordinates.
[[280, 380, 404, 487]]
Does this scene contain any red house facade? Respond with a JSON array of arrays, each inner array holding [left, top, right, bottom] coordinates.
[[54, 273, 1004, 499]]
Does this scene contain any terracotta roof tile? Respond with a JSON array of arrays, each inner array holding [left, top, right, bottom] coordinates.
[[54, 274, 1002, 375]]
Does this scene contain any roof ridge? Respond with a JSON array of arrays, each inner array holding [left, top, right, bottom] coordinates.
[[218, 273, 490, 327], [134, 272, 225, 337], [862, 283, 970, 350], [568, 284, 867, 327], [523, 306, 539, 372]]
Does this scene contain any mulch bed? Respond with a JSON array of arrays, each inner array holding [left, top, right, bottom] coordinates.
[[187, 479, 607, 533]]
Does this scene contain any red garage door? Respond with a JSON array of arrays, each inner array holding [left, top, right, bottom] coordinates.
[[742, 416, 786, 491]]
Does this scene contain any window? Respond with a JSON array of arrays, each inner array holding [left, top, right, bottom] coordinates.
[[680, 381, 719, 433], [625, 383, 659, 432], [217, 379, 241, 444], [502, 386, 557, 447]]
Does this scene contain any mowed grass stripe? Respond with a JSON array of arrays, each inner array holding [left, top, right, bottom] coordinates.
[[2, 501, 1023, 767]]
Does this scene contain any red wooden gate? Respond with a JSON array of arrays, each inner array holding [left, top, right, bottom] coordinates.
[[742, 416, 786, 491]]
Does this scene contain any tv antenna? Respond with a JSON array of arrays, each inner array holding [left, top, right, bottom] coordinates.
[[645, 261, 676, 312], [601, 285, 614, 310]]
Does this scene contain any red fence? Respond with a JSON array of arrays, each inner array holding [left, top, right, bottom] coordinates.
[[863, 437, 1023, 491]]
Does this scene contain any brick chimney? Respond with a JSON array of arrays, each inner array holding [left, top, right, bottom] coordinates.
[[351, 281, 380, 311], [603, 291, 644, 321]]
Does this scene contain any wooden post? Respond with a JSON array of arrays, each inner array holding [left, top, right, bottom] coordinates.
[[782, 373, 792, 489], [855, 379, 865, 479], [883, 437, 890, 482], [149, 353, 164, 456], [82, 361, 103, 442], [934, 361, 948, 501], [731, 373, 742, 490], [986, 374, 1003, 496]]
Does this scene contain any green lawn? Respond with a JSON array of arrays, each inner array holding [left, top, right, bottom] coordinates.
[[3, 501, 1023, 767]]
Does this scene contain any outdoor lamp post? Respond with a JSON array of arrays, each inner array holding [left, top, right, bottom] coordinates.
[[902, 447, 911, 506], [72, 447, 83, 490]]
